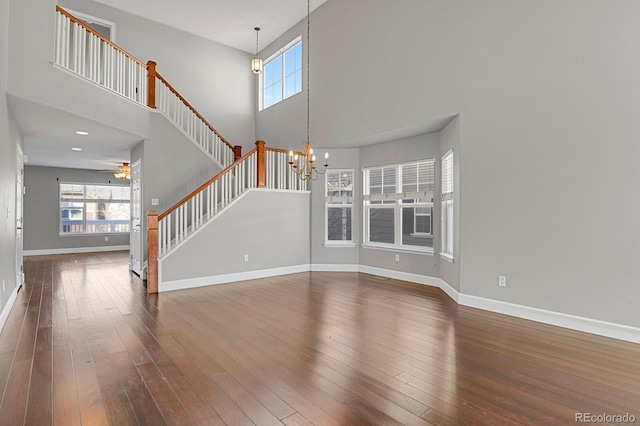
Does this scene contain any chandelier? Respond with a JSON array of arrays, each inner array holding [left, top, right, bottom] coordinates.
[[288, 0, 328, 181], [251, 27, 263, 74]]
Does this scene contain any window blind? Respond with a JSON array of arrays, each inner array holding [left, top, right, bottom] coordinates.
[[442, 150, 454, 200]]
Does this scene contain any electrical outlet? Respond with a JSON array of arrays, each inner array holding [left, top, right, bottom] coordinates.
[[498, 275, 506, 287], [395, 254, 400, 262], [105, 236, 109, 241], [244, 254, 249, 262], [151, 198, 159, 206]]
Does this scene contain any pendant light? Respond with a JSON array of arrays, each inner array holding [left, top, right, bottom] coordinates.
[[251, 27, 263, 74]]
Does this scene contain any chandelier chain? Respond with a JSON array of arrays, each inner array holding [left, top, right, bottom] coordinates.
[[306, 0, 310, 144]]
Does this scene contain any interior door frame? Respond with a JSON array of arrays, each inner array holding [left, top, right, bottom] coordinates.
[[16, 145, 24, 288]]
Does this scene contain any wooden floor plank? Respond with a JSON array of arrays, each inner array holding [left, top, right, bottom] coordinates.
[[1, 252, 639, 425]]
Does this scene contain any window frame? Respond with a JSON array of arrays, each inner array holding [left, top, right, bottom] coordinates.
[[325, 169, 355, 247], [59, 182, 131, 236], [259, 36, 303, 111], [362, 159, 435, 254], [440, 149, 454, 261]]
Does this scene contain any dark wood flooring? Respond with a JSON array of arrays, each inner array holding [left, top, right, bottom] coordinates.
[[0, 251, 638, 425]]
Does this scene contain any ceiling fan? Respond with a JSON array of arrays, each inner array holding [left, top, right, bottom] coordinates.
[[99, 162, 130, 180]]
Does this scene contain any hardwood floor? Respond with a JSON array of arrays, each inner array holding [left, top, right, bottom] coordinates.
[[0, 252, 638, 425]]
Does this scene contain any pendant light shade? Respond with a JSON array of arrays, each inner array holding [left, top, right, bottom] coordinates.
[[252, 27, 263, 74]]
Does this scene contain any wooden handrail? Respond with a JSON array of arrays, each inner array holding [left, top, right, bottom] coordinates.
[[56, 6, 146, 67], [265, 147, 305, 156], [57, 6, 236, 153], [155, 72, 234, 150], [158, 147, 258, 221]]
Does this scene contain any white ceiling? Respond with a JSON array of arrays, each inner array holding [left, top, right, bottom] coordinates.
[[9, 96, 143, 171], [93, 0, 328, 54]]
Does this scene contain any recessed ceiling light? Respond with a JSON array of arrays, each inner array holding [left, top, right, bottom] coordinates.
[[75, 130, 89, 136], [71, 147, 82, 151]]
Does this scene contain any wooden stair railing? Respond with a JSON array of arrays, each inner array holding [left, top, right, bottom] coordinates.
[[54, 6, 240, 167], [146, 141, 307, 293]]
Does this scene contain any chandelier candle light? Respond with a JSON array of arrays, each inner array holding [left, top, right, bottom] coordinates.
[[288, 0, 329, 181]]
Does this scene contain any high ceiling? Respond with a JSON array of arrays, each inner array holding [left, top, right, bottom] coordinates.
[[17, 0, 327, 171], [92, 0, 327, 54]]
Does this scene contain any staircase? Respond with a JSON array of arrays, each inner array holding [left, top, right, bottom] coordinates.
[[53, 6, 310, 293]]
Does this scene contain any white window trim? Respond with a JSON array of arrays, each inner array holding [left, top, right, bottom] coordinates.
[[65, 8, 117, 42], [362, 159, 435, 254], [325, 169, 355, 245], [59, 182, 130, 236], [441, 149, 454, 259], [259, 36, 302, 111]]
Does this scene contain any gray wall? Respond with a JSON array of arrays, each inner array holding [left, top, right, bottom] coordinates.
[[0, 0, 18, 314], [309, 148, 359, 266], [161, 190, 310, 282], [58, 0, 255, 150], [8, 0, 150, 141], [136, 113, 224, 266], [23, 166, 130, 251], [257, 0, 640, 328]]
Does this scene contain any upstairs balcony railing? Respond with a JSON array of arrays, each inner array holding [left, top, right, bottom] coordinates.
[[54, 6, 239, 167]]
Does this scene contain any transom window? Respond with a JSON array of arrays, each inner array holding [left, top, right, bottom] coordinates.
[[260, 37, 302, 110], [60, 183, 130, 235], [363, 159, 435, 253], [326, 170, 354, 245]]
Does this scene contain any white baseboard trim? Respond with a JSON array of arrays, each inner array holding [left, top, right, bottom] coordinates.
[[458, 294, 640, 345], [311, 264, 359, 272], [357, 265, 442, 288], [159, 264, 311, 292], [24, 245, 130, 256], [0, 286, 19, 335]]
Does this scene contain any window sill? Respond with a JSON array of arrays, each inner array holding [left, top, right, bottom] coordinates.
[[324, 242, 356, 248], [440, 253, 454, 263], [361, 244, 434, 256], [59, 232, 129, 237]]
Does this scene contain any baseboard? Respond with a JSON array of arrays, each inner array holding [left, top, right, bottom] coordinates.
[[24, 245, 130, 256], [458, 294, 640, 345], [311, 264, 359, 272], [0, 286, 19, 335], [357, 265, 442, 288], [159, 264, 311, 292]]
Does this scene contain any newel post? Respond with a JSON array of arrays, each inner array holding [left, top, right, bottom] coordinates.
[[233, 145, 243, 162], [147, 211, 158, 294], [146, 60, 157, 109], [256, 140, 266, 188]]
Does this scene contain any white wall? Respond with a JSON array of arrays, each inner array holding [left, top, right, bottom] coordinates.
[[257, 0, 640, 328]]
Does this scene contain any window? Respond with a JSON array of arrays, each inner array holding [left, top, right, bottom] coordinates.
[[441, 150, 454, 259], [326, 170, 354, 245], [261, 37, 302, 110], [363, 159, 435, 253], [60, 183, 130, 235]]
